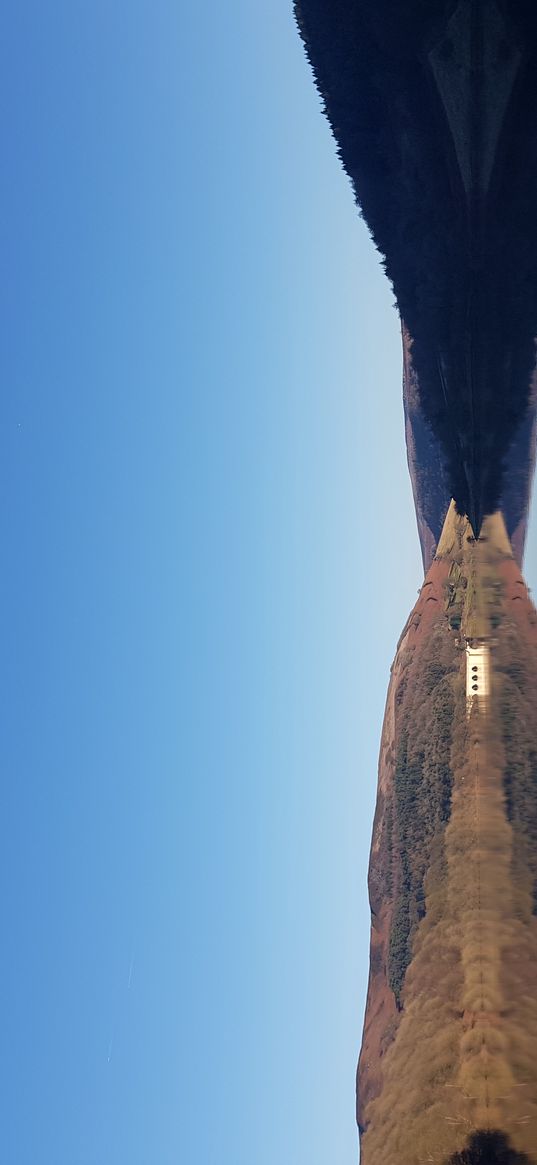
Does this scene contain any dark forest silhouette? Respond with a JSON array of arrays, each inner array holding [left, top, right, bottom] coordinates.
[[448, 1131, 533, 1165], [295, 0, 537, 532]]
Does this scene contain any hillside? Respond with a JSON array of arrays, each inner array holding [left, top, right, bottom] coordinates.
[[357, 506, 537, 1164], [295, 0, 537, 535], [402, 325, 537, 572]]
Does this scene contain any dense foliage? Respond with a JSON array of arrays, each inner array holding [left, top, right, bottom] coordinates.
[[448, 1131, 533, 1165], [388, 667, 455, 1001], [295, 0, 537, 528], [498, 630, 537, 913]]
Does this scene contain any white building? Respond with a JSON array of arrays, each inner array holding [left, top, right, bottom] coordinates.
[[466, 643, 490, 712]]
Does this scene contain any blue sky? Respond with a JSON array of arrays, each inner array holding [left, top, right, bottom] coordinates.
[[2, 4, 536, 1164]]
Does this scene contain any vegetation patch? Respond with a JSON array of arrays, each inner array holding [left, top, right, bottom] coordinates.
[[385, 629, 457, 1003], [295, 0, 537, 526], [447, 1130, 533, 1164]]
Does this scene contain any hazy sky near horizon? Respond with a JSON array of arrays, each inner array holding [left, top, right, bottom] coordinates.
[[3, 4, 537, 1164]]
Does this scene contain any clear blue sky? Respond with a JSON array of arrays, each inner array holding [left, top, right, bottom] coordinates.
[[3, 4, 537, 1164]]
